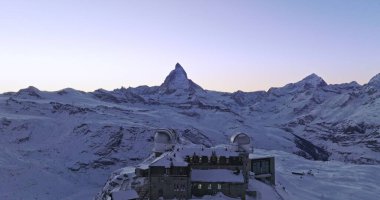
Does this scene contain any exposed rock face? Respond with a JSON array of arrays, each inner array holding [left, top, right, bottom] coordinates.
[[159, 63, 203, 94], [300, 73, 328, 88], [368, 73, 380, 88]]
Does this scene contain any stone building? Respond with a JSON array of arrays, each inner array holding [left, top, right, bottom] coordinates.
[[249, 155, 276, 185], [146, 130, 253, 199], [148, 152, 191, 199], [112, 129, 276, 200], [191, 169, 245, 198]]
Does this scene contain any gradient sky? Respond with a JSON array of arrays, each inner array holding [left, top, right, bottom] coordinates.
[[0, 0, 379, 93]]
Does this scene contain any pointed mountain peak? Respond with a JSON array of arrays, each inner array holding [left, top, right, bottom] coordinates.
[[175, 62, 184, 70], [162, 63, 188, 86], [299, 73, 327, 87], [160, 63, 203, 94], [302, 73, 322, 81], [173, 62, 188, 77], [368, 73, 380, 87]]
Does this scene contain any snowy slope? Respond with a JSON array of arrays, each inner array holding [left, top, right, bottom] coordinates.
[[255, 149, 380, 200], [0, 63, 379, 199]]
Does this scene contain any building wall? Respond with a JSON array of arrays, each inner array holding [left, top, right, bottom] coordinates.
[[148, 153, 252, 199], [250, 157, 275, 185], [185, 155, 244, 166], [191, 182, 246, 199], [188, 154, 249, 198], [150, 176, 191, 199], [186, 154, 250, 183], [149, 166, 191, 199]]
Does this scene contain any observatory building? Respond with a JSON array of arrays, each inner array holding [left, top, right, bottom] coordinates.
[[109, 129, 275, 200], [230, 132, 252, 153], [152, 129, 178, 157]]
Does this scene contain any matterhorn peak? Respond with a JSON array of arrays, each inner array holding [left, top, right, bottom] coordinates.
[[175, 62, 185, 71], [160, 63, 203, 94], [368, 73, 380, 88], [162, 63, 188, 87]]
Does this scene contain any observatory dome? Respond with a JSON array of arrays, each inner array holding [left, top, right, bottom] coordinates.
[[230, 133, 251, 145], [153, 129, 178, 156], [230, 133, 251, 153], [154, 131, 171, 144]]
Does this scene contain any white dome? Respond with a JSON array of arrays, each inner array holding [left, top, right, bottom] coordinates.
[[230, 133, 252, 153], [154, 131, 171, 144], [230, 133, 251, 145], [153, 129, 177, 154]]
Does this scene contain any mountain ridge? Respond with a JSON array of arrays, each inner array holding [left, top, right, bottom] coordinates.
[[7, 64, 379, 95], [0, 63, 379, 199]]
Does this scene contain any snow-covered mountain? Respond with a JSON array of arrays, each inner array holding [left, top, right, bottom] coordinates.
[[0, 63, 379, 199], [159, 63, 204, 94]]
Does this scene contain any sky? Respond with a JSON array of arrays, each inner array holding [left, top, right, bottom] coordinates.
[[0, 0, 379, 93]]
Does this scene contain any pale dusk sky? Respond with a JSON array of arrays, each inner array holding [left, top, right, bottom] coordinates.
[[0, 0, 379, 92]]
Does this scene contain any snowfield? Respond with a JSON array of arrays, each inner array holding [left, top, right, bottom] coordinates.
[[256, 149, 380, 200], [0, 63, 379, 199]]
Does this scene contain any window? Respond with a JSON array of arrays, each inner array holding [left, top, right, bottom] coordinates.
[[158, 189, 163, 197], [252, 160, 270, 174], [226, 158, 229, 164], [261, 160, 269, 174], [217, 184, 221, 190], [252, 162, 260, 173], [198, 184, 202, 189], [208, 184, 212, 190], [201, 156, 208, 163], [219, 156, 226, 164], [210, 156, 217, 164]]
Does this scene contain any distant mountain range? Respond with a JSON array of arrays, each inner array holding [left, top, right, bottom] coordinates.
[[0, 63, 379, 199]]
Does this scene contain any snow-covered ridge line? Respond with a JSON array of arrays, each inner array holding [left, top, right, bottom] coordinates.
[[0, 63, 379, 199]]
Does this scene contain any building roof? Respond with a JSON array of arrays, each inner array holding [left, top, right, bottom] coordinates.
[[154, 129, 177, 144], [149, 145, 240, 168], [191, 169, 244, 183], [178, 146, 239, 158], [230, 132, 250, 145], [150, 152, 188, 167], [249, 153, 274, 160], [112, 190, 139, 200]]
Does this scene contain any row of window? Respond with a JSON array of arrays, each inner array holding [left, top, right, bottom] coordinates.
[[164, 167, 188, 175], [173, 184, 187, 191], [157, 189, 186, 200], [185, 156, 243, 165], [196, 183, 222, 190], [252, 160, 270, 174]]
